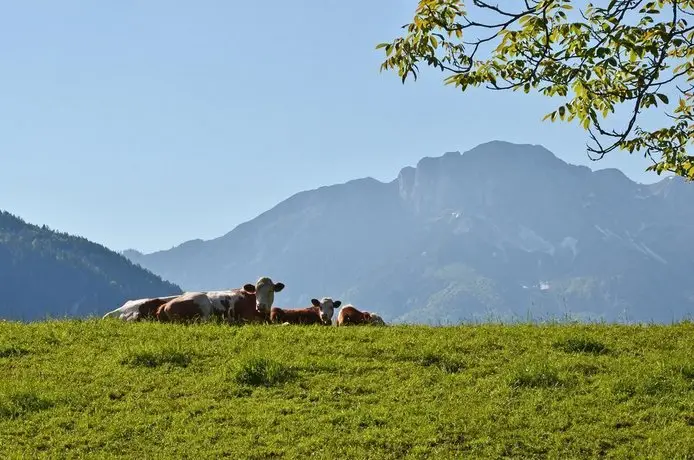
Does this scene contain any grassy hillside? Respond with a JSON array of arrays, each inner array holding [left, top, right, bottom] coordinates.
[[1, 320, 694, 458]]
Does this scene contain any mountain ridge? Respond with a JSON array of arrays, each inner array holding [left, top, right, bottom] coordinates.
[[123, 140, 694, 323]]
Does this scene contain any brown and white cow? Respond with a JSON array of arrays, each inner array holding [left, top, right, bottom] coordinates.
[[225, 277, 286, 324], [336, 304, 386, 326], [102, 295, 180, 321], [156, 277, 285, 324], [270, 297, 341, 326]]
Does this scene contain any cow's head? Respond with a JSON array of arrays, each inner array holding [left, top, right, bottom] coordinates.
[[243, 277, 285, 314], [311, 297, 341, 325], [368, 313, 386, 326]]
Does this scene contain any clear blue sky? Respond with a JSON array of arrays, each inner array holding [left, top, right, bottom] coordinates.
[[0, 1, 660, 253]]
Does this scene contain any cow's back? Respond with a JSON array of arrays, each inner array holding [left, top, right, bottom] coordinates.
[[156, 292, 212, 323], [103, 295, 178, 321], [206, 290, 244, 321], [138, 296, 178, 320], [271, 306, 322, 325], [337, 305, 365, 326]]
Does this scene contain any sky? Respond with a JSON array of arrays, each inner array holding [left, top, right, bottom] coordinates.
[[0, 1, 663, 254]]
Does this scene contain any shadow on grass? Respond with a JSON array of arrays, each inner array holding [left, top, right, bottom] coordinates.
[[234, 357, 296, 387], [0, 391, 54, 419], [567, 362, 605, 377], [679, 364, 694, 381], [418, 352, 466, 374], [510, 363, 563, 389], [553, 337, 610, 355], [120, 348, 194, 369], [0, 345, 30, 358], [612, 371, 679, 400]]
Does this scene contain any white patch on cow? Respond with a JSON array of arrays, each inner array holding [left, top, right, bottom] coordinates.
[[102, 295, 179, 321], [193, 294, 214, 317], [102, 299, 145, 320], [177, 292, 214, 317], [205, 290, 245, 314]]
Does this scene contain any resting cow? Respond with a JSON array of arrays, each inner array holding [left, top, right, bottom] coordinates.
[[157, 276, 285, 324], [336, 305, 386, 326], [226, 277, 286, 324], [270, 297, 341, 325], [102, 295, 180, 321]]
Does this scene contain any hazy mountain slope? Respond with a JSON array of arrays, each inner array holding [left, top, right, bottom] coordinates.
[[0, 211, 182, 321], [124, 141, 694, 323], [128, 177, 419, 304]]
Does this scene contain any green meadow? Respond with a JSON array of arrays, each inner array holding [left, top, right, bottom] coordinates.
[[1, 319, 694, 458]]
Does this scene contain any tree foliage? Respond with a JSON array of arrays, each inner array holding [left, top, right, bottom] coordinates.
[[377, 0, 694, 180]]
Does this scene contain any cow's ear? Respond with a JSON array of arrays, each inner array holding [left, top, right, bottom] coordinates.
[[273, 282, 285, 292], [311, 298, 320, 307], [333, 301, 342, 308], [243, 284, 256, 293]]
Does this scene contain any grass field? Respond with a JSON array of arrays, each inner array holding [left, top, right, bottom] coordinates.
[[1, 319, 694, 458]]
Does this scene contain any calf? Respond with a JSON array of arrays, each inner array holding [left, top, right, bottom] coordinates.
[[102, 295, 180, 321], [336, 305, 386, 326], [270, 297, 341, 325]]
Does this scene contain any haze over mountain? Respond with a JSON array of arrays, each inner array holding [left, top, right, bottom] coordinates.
[[124, 141, 694, 324], [0, 211, 182, 321]]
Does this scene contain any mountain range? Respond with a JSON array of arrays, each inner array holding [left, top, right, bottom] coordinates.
[[123, 141, 694, 324], [0, 211, 182, 321]]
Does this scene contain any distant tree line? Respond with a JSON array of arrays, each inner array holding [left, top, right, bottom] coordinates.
[[0, 211, 182, 321]]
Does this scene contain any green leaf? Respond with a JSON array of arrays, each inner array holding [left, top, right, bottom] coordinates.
[[376, 0, 694, 182]]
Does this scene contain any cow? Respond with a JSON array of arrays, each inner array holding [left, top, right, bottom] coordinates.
[[270, 297, 341, 325], [336, 304, 386, 326], [226, 277, 286, 324], [102, 295, 180, 321], [157, 277, 285, 324]]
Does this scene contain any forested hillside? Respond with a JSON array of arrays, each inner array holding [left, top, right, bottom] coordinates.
[[0, 211, 182, 320]]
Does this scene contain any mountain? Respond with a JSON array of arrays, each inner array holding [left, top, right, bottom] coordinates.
[[0, 211, 182, 321], [124, 141, 694, 324]]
